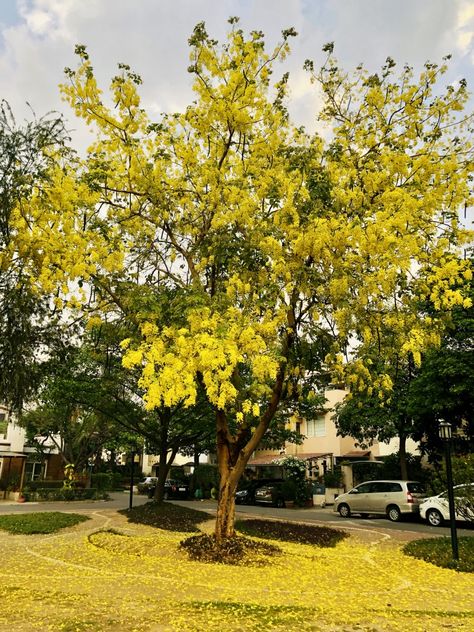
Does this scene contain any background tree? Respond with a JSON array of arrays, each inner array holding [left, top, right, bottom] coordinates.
[[0, 102, 71, 410], [22, 319, 216, 501], [408, 267, 474, 454], [335, 357, 417, 479]]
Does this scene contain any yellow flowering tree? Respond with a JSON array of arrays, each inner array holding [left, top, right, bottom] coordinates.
[[14, 22, 472, 541]]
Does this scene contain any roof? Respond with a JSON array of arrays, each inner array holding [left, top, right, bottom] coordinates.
[[0, 451, 27, 458], [296, 452, 333, 460], [342, 450, 371, 458], [248, 455, 282, 466], [248, 452, 333, 465]]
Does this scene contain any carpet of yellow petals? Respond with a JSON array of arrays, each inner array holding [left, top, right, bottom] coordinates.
[[0, 510, 472, 632]]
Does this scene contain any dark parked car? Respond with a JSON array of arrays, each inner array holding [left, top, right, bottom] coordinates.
[[138, 477, 190, 500], [137, 476, 158, 495], [235, 478, 283, 505], [254, 480, 287, 508]]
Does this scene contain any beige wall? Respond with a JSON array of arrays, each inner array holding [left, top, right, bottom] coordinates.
[[252, 388, 388, 464]]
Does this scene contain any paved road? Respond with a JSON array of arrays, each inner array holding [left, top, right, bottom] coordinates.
[[184, 498, 474, 538], [1, 492, 473, 537], [0, 490, 150, 514]]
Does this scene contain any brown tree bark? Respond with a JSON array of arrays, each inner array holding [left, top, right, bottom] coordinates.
[[213, 305, 296, 542], [153, 408, 176, 502]]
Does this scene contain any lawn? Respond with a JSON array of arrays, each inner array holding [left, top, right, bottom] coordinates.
[[0, 504, 472, 631], [0, 511, 89, 534], [404, 535, 474, 573]]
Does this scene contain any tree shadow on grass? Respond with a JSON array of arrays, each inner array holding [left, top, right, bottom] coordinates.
[[235, 518, 348, 546], [118, 500, 211, 532]]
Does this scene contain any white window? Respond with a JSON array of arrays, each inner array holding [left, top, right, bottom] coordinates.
[[25, 461, 44, 481], [306, 416, 325, 437]]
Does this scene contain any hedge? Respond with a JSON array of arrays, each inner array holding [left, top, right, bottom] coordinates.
[[23, 488, 108, 502]]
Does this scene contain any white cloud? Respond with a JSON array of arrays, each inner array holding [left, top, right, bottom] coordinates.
[[0, 0, 471, 146]]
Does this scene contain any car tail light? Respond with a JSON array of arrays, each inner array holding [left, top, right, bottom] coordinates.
[[407, 492, 414, 503]]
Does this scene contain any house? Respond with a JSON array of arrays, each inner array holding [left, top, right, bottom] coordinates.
[[248, 388, 419, 492], [0, 405, 64, 494]]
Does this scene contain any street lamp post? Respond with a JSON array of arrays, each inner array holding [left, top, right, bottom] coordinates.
[[438, 420, 459, 561], [128, 450, 140, 511]]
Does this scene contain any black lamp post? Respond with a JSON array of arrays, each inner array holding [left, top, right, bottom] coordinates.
[[128, 450, 140, 511], [438, 420, 459, 561]]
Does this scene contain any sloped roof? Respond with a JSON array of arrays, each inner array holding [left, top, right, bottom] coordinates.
[[248, 452, 332, 465]]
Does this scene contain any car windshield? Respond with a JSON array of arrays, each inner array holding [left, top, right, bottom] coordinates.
[[407, 482, 425, 494]]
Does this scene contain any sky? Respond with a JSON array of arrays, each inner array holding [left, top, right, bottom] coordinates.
[[0, 0, 473, 144]]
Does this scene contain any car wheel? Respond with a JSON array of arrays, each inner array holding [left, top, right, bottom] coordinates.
[[275, 497, 285, 509], [387, 505, 401, 522], [427, 508, 444, 527], [338, 503, 351, 518], [163, 491, 169, 500]]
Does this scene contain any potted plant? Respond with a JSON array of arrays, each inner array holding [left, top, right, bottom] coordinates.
[[16, 490, 26, 503]]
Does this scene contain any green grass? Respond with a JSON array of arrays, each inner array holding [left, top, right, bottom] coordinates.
[[404, 536, 474, 572], [0, 511, 90, 534]]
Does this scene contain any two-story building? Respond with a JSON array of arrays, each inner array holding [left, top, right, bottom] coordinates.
[[248, 388, 419, 491]]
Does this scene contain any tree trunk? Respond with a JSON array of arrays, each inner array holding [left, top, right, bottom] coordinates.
[[399, 434, 408, 480], [214, 410, 253, 542], [213, 317, 293, 542], [154, 409, 171, 502], [194, 444, 200, 469], [215, 471, 238, 540]]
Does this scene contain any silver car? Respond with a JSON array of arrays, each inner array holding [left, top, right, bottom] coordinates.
[[333, 480, 426, 522]]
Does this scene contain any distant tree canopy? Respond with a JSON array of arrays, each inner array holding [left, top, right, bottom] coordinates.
[[0, 102, 71, 410]]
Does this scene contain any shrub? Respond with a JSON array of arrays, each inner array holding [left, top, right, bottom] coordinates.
[[91, 472, 123, 491], [377, 452, 430, 484], [273, 455, 310, 506], [281, 479, 296, 501], [24, 487, 108, 501], [26, 480, 63, 491], [404, 536, 474, 573], [191, 464, 219, 495], [323, 469, 343, 487], [0, 512, 89, 534]]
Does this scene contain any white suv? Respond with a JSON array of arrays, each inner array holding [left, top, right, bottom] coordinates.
[[334, 480, 426, 522]]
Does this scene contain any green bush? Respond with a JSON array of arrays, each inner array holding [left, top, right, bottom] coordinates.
[[368, 452, 430, 485], [404, 536, 474, 573], [192, 464, 219, 494], [281, 479, 297, 501], [323, 469, 343, 487], [26, 480, 63, 491], [0, 512, 90, 534], [24, 487, 108, 501], [90, 472, 123, 491]]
